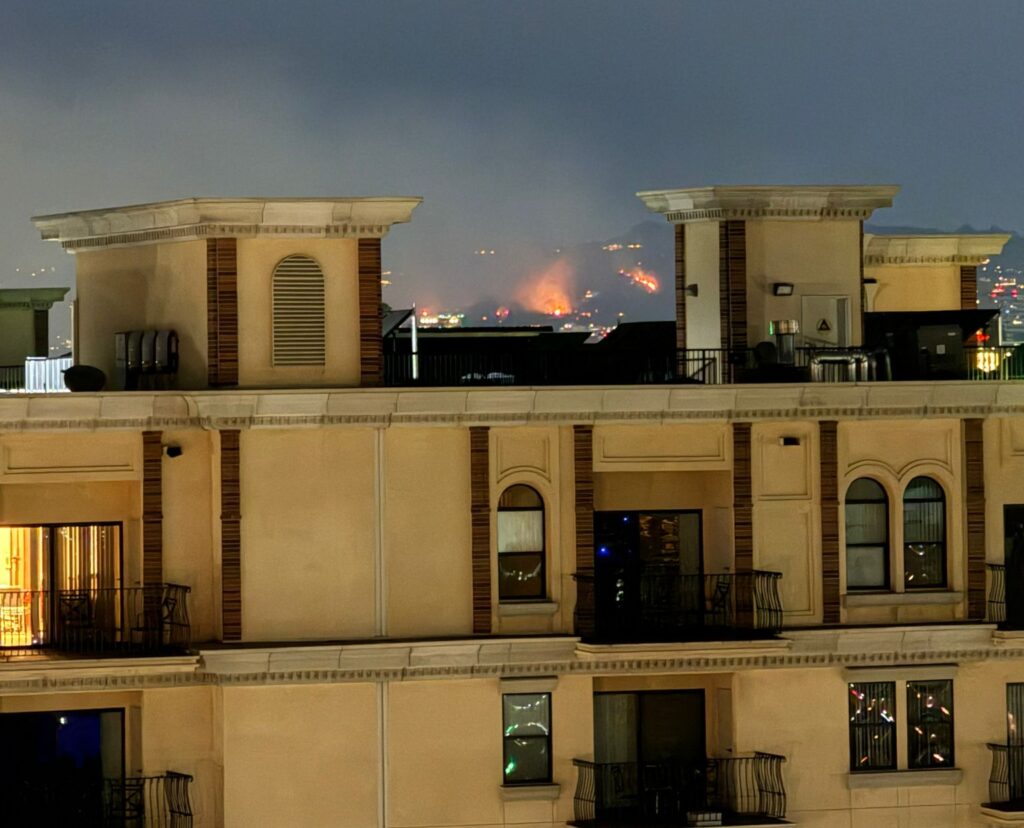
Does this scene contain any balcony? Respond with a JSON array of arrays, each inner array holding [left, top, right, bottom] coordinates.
[[570, 753, 787, 826], [10, 771, 193, 827], [984, 744, 1024, 822], [990, 564, 1008, 625], [573, 570, 783, 644], [0, 584, 191, 657]]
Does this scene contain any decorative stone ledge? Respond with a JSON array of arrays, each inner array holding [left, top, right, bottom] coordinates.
[[847, 768, 963, 789], [498, 601, 560, 617], [864, 233, 1010, 266], [843, 590, 963, 608], [499, 783, 560, 801]]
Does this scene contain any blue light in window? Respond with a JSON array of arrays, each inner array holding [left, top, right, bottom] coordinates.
[[622, 516, 630, 523], [597, 545, 610, 557]]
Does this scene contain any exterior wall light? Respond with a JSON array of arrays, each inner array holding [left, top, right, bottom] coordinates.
[[684, 284, 699, 297], [772, 283, 795, 296]]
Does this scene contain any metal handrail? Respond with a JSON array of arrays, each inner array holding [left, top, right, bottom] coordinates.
[[989, 564, 1007, 625]]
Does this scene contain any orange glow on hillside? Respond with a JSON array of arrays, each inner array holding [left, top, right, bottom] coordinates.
[[516, 260, 575, 316], [618, 267, 660, 294]]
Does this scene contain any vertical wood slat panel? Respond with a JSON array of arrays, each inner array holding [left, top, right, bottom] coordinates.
[[220, 429, 242, 641], [965, 418, 987, 619], [142, 431, 163, 587], [207, 238, 238, 387], [820, 421, 841, 623], [675, 224, 686, 375], [573, 425, 595, 637], [470, 426, 491, 634], [859, 221, 866, 342], [961, 265, 978, 311], [358, 238, 383, 387], [727, 220, 748, 353], [732, 423, 753, 575]]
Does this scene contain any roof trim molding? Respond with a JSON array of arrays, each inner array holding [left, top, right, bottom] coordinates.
[[31, 197, 423, 251], [636, 185, 900, 224], [864, 233, 1011, 266]]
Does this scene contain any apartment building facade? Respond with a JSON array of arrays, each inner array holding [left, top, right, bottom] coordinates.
[[1, 188, 1022, 827]]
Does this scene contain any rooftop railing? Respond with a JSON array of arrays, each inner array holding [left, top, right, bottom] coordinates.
[[0, 584, 191, 657], [570, 752, 787, 826], [573, 570, 783, 644]]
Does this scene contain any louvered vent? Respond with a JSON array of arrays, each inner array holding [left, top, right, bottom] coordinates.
[[272, 255, 326, 366]]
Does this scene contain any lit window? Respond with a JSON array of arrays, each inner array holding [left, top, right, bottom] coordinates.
[[502, 693, 551, 784], [848, 677, 956, 774], [903, 477, 946, 589], [845, 478, 889, 590], [907, 680, 954, 769], [272, 255, 326, 366], [497, 485, 545, 601], [848, 681, 896, 771]]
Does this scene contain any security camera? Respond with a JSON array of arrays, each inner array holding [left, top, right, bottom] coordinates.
[[164, 444, 183, 458]]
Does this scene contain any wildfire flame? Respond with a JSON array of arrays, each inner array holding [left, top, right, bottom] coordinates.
[[516, 260, 575, 317], [618, 267, 660, 294]]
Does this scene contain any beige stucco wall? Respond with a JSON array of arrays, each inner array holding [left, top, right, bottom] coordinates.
[[866, 263, 962, 312], [752, 421, 822, 624], [236, 238, 360, 388], [746, 219, 863, 347], [221, 683, 379, 828], [384, 426, 472, 637], [984, 417, 1024, 568], [75, 242, 207, 388], [683, 221, 722, 350], [239, 428, 377, 641]]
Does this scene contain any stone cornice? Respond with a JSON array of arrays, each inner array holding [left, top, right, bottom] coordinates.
[[0, 287, 71, 310], [1, 382, 1024, 433], [31, 197, 423, 251], [1, 626, 1023, 694], [636, 185, 899, 224], [864, 233, 1011, 266]]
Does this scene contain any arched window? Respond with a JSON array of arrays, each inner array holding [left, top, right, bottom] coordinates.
[[845, 478, 889, 590], [903, 476, 946, 589], [272, 255, 325, 366], [497, 485, 545, 601]]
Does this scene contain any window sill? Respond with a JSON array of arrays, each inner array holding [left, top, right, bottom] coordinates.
[[844, 590, 962, 608], [498, 601, 560, 617], [847, 768, 963, 789], [499, 783, 561, 801]]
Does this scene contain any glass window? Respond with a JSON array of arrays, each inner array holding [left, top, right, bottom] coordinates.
[[907, 680, 954, 769], [849, 681, 896, 771], [497, 486, 545, 601], [903, 477, 946, 589], [502, 693, 551, 784], [845, 478, 889, 590]]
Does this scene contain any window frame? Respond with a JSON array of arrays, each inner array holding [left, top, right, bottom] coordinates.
[[496, 485, 546, 603], [502, 692, 552, 786], [902, 476, 947, 590], [848, 680, 897, 772], [844, 478, 890, 592], [847, 675, 957, 774]]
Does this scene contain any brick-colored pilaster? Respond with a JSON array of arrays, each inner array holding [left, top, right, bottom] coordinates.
[[961, 265, 978, 311], [358, 238, 383, 387], [220, 430, 242, 641], [470, 427, 491, 634], [965, 418, 986, 619], [142, 431, 163, 586], [820, 421, 840, 623], [573, 425, 595, 638], [675, 224, 687, 375], [207, 238, 238, 387]]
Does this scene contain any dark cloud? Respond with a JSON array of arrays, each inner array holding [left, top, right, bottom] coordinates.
[[2, 0, 1023, 343]]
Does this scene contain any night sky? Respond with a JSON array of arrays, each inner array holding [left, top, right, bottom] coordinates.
[[2, 1, 1022, 341]]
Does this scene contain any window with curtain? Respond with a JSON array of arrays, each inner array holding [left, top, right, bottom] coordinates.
[[502, 693, 551, 784], [272, 255, 326, 366], [906, 679, 954, 769], [903, 477, 946, 589], [849, 681, 897, 771], [845, 478, 889, 590], [497, 485, 545, 601]]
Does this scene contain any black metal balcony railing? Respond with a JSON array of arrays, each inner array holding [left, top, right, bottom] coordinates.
[[986, 743, 1024, 811], [0, 364, 25, 391], [574, 570, 783, 643], [10, 771, 194, 827], [571, 753, 787, 826], [989, 564, 1007, 625], [0, 584, 191, 657]]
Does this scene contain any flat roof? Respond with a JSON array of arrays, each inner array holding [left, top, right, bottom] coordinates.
[[32, 196, 423, 251]]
